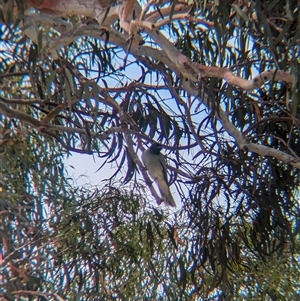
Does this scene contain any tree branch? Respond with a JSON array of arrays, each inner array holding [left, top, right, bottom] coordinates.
[[133, 20, 293, 89], [182, 80, 300, 169], [129, 20, 299, 169], [18, 2, 294, 89]]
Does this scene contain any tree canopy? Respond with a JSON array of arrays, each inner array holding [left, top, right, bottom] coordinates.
[[1, 0, 300, 300]]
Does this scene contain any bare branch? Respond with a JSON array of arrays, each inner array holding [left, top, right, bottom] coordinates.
[[182, 80, 300, 169], [144, 3, 193, 23], [155, 14, 214, 29], [132, 20, 293, 89], [0, 96, 43, 105]]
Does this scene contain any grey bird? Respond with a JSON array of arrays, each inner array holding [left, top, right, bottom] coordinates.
[[142, 143, 176, 207]]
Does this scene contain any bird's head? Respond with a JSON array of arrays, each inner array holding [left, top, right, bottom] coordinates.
[[149, 142, 162, 155]]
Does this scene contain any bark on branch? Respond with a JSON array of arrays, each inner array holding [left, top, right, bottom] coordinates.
[[132, 20, 293, 89]]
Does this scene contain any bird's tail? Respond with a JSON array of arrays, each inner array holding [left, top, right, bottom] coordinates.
[[158, 187, 176, 207], [156, 178, 176, 207]]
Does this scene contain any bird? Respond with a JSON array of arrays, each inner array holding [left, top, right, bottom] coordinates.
[[142, 143, 176, 207]]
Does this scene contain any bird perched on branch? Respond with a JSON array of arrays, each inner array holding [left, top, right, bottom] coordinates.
[[142, 143, 176, 207]]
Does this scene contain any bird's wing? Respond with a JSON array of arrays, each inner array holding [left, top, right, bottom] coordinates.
[[141, 150, 146, 166], [159, 153, 169, 184], [142, 150, 161, 179]]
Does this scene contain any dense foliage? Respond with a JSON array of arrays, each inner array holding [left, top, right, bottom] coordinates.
[[1, 0, 299, 300]]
